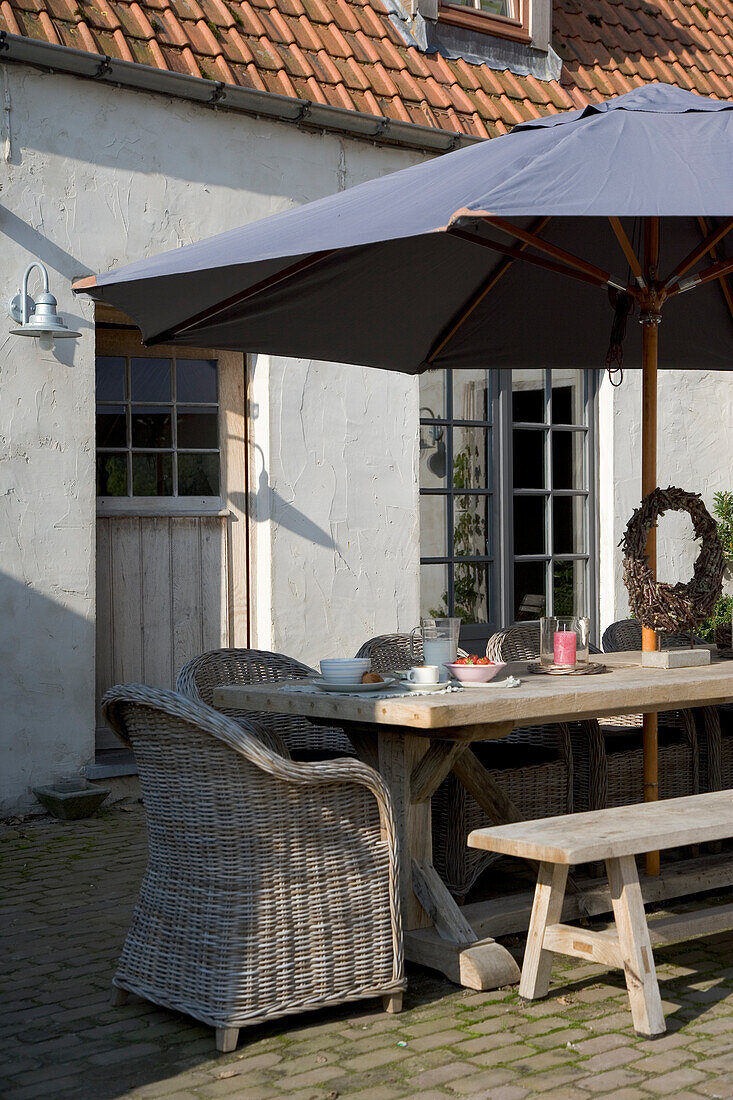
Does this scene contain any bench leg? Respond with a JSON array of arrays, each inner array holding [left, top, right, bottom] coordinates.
[[519, 861, 568, 1000], [606, 855, 665, 1038]]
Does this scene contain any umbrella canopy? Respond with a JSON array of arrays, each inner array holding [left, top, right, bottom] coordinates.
[[75, 83, 733, 375]]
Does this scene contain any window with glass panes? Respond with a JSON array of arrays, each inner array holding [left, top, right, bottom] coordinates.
[[419, 370, 497, 650], [511, 368, 593, 623], [96, 354, 220, 499], [419, 368, 596, 649]]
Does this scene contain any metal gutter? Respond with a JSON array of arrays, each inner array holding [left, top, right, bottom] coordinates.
[[0, 31, 482, 153]]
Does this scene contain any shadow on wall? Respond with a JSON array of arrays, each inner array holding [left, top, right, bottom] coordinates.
[[0, 570, 95, 814], [230, 466, 337, 552]]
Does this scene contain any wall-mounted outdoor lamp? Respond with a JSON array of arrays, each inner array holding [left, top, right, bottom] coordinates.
[[420, 406, 446, 479], [8, 262, 82, 351]]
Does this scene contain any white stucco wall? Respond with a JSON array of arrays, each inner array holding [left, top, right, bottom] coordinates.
[[0, 62, 423, 812], [599, 368, 733, 634]]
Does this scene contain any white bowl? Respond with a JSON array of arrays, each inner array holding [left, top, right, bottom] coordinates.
[[320, 658, 371, 683], [445, 661, 506, 683]]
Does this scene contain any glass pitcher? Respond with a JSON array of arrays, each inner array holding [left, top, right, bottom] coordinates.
[[410, 617, 461, 670]]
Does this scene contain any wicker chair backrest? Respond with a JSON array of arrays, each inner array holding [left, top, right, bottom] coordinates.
[[602, 619, 707, 652], [176, 648, 353, 757], [356, 634, 422, 672], [486, 623, 540, 662]]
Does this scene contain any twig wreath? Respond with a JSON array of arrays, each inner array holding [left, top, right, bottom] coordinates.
[[621, 486, 724, 634]]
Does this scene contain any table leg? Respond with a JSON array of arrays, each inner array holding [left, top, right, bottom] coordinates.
[[376, 728, 520, 991]]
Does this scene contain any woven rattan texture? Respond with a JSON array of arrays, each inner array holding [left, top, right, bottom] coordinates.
[[359, 632, 571, 896], [176, 648, 354, 757], [102, 684, 404, 1045]]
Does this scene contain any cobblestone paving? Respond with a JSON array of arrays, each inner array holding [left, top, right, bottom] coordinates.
[[3, 804, 733, 1100]]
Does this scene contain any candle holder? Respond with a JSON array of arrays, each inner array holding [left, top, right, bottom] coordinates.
[[540, 616, 590, 670]]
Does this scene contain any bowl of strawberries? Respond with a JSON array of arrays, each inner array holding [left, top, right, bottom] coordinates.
[[444, 655, 506, 683]]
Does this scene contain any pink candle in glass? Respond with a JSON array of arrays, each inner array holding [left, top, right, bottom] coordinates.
[[553, 630, 577, 667]]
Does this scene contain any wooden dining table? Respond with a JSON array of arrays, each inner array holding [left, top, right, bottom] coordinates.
[[214, 651, 733, 991]]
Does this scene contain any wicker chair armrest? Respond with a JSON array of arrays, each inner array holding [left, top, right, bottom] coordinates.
[[104, 683, 395, 824]]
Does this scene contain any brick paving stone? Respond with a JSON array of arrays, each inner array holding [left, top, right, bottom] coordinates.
[[581, 1045, 642, 1072], [448, 1067, 516, 1094], [576, 1068, 645, 1092], [639, 1066, 708, 1093], [403, 1028, 468, 1052]]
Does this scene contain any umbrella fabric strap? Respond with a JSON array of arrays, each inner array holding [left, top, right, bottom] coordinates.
[[605, 289, 635, 386]]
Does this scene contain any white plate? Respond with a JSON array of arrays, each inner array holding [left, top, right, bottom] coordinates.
[[400, 679, 452, 692], [311, 677, 396, 693]]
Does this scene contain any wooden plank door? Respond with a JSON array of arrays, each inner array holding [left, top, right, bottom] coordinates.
[[94, 320, 249, 744]]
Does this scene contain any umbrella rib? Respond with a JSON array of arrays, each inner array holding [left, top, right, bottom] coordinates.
[[662, 218, 733, 289], [144, 249, 337, 344], [608, 217, 645, 287], [471, 214, 613, 285], [426, 216, 551, 365], [666, 256, 733, 297], [447, 227, 624, 293], [696, 215, 733, 323]]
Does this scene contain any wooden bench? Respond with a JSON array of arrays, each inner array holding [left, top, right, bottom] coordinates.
[[468, 791, 733, 1037]]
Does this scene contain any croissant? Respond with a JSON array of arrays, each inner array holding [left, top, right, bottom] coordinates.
[[361, 671, 384, 684]]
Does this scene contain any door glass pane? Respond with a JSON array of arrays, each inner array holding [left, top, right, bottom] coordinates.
[[421, 563, 450, 619], [96, 453, 127, 496], [132, 453, 173, 495], [130, 358, 171, 402], [420, 495, 448, 558], [513, 429, 545, 489], [551, 369, 584, 425], [177, 408, 218, 449], [178, 453, 220, 496], [552, 431, 585, 490], [453, 426, 490, 489], [512, 368, 545, 423], [96, 356, 126, 401], [419, 424, 447, 488], [177, 358, 218, 403], [420, 371, 447, 420], [554, 559, 587, 616], [514, 561, 546, 621], [513, 495, 545, 555], [131, 407, 173, 448], [454, 562, 490, 624], [96, 406, 126, 448], [553, 496, 585, 554], [453, 495, 491, 557], [454, 370, 491, 422]]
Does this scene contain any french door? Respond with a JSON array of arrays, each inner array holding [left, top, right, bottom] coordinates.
[[419, 367, 597, 652]]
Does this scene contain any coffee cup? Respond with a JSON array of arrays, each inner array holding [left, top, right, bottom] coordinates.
[[407, 665, 440, 684]]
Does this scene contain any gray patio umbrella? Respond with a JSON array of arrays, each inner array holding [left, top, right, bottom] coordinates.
[[75, 82, 733, 869]]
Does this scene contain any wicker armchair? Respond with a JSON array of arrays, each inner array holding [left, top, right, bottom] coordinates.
[[177, 648, 354, 760], [357, 632, 572, 897], [103, 684, 404, 1052], [594, 619, 701, 807]]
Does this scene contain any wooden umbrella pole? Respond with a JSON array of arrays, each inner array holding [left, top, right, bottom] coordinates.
[[641, 217, 661, 877]]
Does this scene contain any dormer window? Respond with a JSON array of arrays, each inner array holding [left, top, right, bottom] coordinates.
[[437, 0, 532, 44]]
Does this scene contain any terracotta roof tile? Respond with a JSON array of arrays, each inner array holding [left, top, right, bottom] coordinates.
[[4, 0, 733, 144]]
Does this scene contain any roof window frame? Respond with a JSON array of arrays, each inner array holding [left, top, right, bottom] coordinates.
[[437, 0, 531, 43]]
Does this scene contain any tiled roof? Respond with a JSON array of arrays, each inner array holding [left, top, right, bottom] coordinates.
[[1, 0, 732, 139]]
